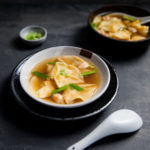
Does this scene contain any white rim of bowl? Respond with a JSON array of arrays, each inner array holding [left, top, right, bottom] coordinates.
[[19, 46, 110, 108]]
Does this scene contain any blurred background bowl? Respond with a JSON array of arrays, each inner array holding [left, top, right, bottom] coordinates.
[[88, 5, 150, 54]]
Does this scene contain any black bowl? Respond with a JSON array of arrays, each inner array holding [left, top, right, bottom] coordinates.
[[88, 5, 150, 53]]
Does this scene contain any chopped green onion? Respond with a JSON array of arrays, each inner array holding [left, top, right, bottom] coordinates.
[[24, 32, 43, 40], [70, 84, 84, 91], [64, 74, 69, 78], [48, 62, 56, 65], [32, 71, 48, 79], [59, 69, 65, 75], [122, 15, 136, 22], [120, 27, 127, 31], [81, 70, 96, 76], [52, 85, 69, 94], [91, 22, 97, 29], [89, 65, 95, 69], [60, 72, 65, 76], [60, 69, 65, 72], [59, 68, 69, 77]]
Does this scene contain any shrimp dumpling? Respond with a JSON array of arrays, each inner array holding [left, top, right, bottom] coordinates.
[[50, 62, 84, 88], [63, 84, 97, 104]]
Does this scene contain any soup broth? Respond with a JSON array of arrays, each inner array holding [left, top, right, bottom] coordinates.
[[29, 55, 101, 105]]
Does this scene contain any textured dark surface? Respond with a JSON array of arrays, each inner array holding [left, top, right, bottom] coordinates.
[[0, 1, 150, 150]]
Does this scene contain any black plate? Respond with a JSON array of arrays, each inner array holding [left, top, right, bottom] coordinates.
[[11, 56, 119, 121]]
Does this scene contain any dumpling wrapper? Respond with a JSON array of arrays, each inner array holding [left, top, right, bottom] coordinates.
[[63, 84, 97, 104], [36, 81, 55, 98], [29, 76, 41, 94], [29, 76, 54, 98], [50, 62, 84, 88], [57, 56, 88, 68]]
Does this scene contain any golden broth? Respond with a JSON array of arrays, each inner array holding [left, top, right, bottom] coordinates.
[[29, 56, 101, 105]]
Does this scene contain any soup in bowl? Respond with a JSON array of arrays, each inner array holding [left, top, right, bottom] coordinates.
[[20, 46, 110, 108]]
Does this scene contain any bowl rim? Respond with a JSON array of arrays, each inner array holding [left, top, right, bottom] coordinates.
[[88, 4, 150, 43], [19, 25, 47, 42], [19, 46, 111, 109]]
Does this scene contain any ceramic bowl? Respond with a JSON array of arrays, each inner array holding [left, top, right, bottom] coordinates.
[[88, 5, 150, 51], [19, 25, 47, 45], [19, 46, 110, 108]]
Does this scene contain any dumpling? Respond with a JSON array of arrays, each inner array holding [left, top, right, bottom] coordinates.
[[57, 56, 89, 69], [36, 81, 55, 98], [29, 77, 54, 98], [50, 62, 84, 88], [46, 64, 54, 74], [63, 84, 97, 104], [29, 76, 42, 95]]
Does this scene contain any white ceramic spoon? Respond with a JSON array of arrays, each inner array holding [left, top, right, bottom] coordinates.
[[67, 109, 143, 150], [109, 12, 150, 24]]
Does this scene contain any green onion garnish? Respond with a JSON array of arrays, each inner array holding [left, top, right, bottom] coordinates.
[[60, 72, 65, 76], [52, 85, 69, 94], [89, 65, 95, 69], [32, 71, 48, 79], [48, 62, 56, 65], [59, 69, 65, 76], [122, 15, 136, 22], [59, 69, 69, 77], [70, 84, 84, 91], [24, 32, 43, 40], [91, 22, 97, 29], [81, 70, 96, 76], [120, 27, 127, 31]]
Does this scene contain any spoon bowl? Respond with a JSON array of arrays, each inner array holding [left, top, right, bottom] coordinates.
[[88, 5, 150, 52]]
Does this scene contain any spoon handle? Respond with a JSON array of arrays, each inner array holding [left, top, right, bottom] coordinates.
[[139, 16, 150, 24], [67, 119, 115, 150]]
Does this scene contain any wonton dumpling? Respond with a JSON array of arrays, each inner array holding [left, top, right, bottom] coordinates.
[[51, 62, 84, 87], [57, 56, 89, 68], [29, 77, 54, 98], [36, 81, 55, 98], [29, 76, 42, 94], [63, 84, 97, 104], [46, 64, 54, 74]]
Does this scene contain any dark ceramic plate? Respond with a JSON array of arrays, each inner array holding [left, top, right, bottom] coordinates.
[[88, 5, 150, 51], [10, 55, 118, 121]]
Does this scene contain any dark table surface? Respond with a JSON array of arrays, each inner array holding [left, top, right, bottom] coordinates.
[[0, 1, 150, 150]]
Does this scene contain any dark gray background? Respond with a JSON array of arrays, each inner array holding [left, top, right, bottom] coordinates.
[[0, 1, 150, 150]]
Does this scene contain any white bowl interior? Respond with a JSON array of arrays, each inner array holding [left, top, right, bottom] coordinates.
[[20, 46, 110, 108]]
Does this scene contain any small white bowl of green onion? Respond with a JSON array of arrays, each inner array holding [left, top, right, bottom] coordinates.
[[19, 25, 47, 45]]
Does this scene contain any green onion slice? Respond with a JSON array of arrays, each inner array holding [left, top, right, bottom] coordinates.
[[81, 70, 96, 76], [70, 84, 84, 91], [52, 85, 69, 94], [48, 62, 56, 65], [24, 32, 43, 40], [91, 22, 97, 29], [122, 15, 136, 22], [89, 65, 95, 69], [32, 71, 48, 79]]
